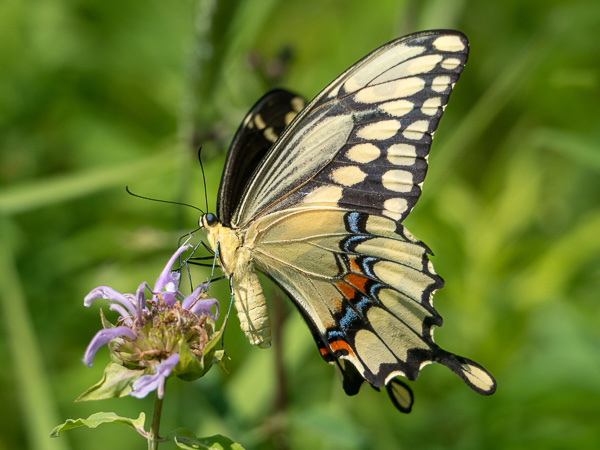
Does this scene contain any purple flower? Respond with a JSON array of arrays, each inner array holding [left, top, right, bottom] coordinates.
[[182, 284, 220, 319], [130, 354, 180, 399], [84, 285, 142, 324], [83, 327, 137, 367], [82, 243, 220, 380]]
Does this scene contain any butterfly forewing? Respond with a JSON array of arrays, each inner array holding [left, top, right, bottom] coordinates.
[[233, 31, 469, 227], [218, 89, 305, 226]]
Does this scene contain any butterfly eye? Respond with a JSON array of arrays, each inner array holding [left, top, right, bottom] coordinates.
[[204, 213, 217, 227]]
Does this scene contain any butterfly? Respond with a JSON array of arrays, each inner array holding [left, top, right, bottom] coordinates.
[[200, 30, 496, 413]]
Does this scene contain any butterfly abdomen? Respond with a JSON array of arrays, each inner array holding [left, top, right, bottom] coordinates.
[[230, 248, 272, 348], [204, 219, 272, 348]]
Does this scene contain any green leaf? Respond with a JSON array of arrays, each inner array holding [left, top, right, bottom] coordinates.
[[50, 412, 146, 437], [76, 362, 143, 401], [99, 307, 115, 330], [169, 430, 245, 450], [176, 319, 227, 381]]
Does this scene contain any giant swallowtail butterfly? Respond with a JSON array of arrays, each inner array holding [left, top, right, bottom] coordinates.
[[200, 30, 496, 412]]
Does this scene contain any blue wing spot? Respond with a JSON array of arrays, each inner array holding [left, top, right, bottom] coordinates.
[[368, 282, 383, 298], [326, 329, 345, 339], [342, 235, 369, 252], [355, 295, 372, 313], [345, 211, 362, 234], [361, 257, 378, 279], [340, 307, 359, 331]]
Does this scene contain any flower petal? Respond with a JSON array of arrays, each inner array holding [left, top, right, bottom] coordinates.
[[134, 282, 150, 320], [154, 244, 191, 293], [84, 286, 138, 318], [181, 284, 207, 310], [130, 354, 180, 399], [164, 272, 180, 293], [162, 291, 177, 307], [190, 298, 219, 320], [83, 327, 137, 367], [181, 284, 219, 319], [108, 304, 133, 326]]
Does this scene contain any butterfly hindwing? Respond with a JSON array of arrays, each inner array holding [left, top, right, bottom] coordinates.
[[247, 205, 495, 402], [248, 208, 442, 383]]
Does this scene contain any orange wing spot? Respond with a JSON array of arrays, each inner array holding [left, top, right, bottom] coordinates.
[[345, 273, 369, 293], [348, 256, 361, 272], [337, 281, 357, 300], [329, 339, 354, 357], [319, 347, 331, 357]]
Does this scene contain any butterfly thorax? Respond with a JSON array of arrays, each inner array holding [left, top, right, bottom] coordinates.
[[201, 215, 272, 348]]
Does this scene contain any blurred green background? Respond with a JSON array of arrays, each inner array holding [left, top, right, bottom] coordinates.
[[1, 0, 599, 448]]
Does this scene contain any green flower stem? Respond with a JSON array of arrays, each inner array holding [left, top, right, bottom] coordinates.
[[148, 388, 165, 450]]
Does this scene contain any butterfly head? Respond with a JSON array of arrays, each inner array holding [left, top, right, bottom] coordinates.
[[200, 212, 218, 229], [198, 212, 243, 280]]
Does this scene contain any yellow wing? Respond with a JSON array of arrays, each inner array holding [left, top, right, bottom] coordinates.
[[244, 207, 496, 394]]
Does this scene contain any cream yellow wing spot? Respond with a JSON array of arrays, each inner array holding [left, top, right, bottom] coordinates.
[[421, 97, 442, 116], [346, 143, 380, 163], [431, 75, 451, 92], [460, 363, 496, 392], [378, 99, 414, 117], [330, 166, 367, 186], [284, 111, 297, 126], [303, 185, 344, 205], [387, 143, 417, 166], [441, 58, 461, 70], [382, 169, 413, 193], [432, 34, 466, 52], [370, 54, 443, 85], [356, 119, 400, 140], [373, 260, 434, 301], [291, 96, 305, 112], [382, 198, 408, 221], [355, 77, 425, 104], [264, 127, 278, 143], [354, 237, 425, 271], [253, 113, 266, 130], [364, 214, 397, 235], [402, 120, 429, 140]]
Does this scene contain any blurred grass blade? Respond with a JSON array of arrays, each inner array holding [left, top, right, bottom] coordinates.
[[428, 20, 559, 193], [532, 127, 600, 171], [184, 0, 282, 123], [0, 217, 69, 450], [512, 209, 600, 308], [0, 150, 176, 216]]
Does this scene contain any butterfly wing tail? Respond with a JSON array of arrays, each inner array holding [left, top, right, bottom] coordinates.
[[434, 350, 497, 395], [385, 378, 414, 413]]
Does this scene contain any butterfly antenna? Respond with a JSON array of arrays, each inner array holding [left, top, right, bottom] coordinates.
[[197, 147, 210, 214], [126, 186, 204, 214]]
